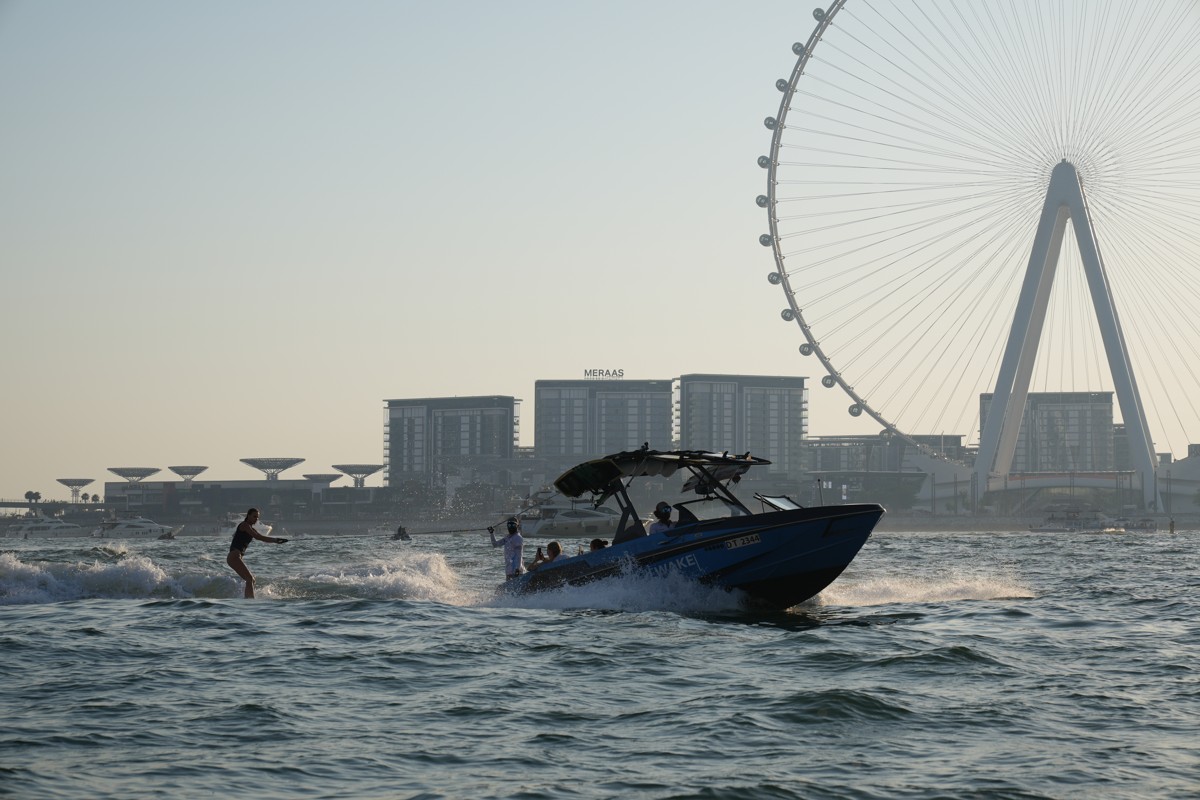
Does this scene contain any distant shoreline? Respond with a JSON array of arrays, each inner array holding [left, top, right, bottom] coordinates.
[[6, 509, 1192, 536], [875, 513, 1192, 533]]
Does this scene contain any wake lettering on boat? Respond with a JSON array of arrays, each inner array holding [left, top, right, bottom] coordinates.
[[643, 552, 700, 578]]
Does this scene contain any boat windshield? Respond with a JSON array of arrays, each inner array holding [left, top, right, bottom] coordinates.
[[754, 494, 803, 511], [675, 497, 751, 523]]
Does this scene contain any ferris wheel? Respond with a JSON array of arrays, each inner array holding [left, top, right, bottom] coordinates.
[[758, 0, 1200, 465]]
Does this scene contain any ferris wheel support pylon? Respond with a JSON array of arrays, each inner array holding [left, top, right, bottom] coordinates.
[[974, 160, 1158, 507]]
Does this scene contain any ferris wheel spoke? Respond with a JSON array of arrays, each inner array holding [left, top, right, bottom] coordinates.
[[850, 202, 1032, 380], [816, 39, 1012, 154], [774, 193, 980, 224], [806, 197, 1032, 306], [842, 228, 1024, 433], [874, 3, 1044, 151], [818, 201, 1033, 351], [783, 105, 1022, 167], [792, 81, 1013, 162], [781, 191, 1006, 256], [854, 3, 1032, 139], [983, 3, 1065, 148], [808, 53, 1033, 165], [788, 220, 999, 315]]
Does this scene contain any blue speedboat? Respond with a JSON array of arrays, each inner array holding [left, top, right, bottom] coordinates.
[[502, 448, 884, 609]]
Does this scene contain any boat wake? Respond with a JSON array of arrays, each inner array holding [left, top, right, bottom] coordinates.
[[0, 551, 190, 604], [487, 566, 1031, 614], [289, 553, 472, 603], [818, 570, 1035, 607], [3, 546, 1026, 609], [489, 568, 750, 614], [0, 551, 475, 605]]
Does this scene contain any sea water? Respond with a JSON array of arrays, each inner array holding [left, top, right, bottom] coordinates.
[[1, 528, 1197, 799]]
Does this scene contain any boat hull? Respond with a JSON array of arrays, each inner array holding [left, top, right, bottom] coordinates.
[[502, 503, 883, 610]]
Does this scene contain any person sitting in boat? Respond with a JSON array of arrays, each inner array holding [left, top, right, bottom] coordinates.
[[488, 517, 525, 580], [527, 540, 564, 571], [647, 501, 674, 535], [589, 538, 608, 551]]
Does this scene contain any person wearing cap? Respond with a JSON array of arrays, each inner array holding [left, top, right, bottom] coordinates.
[[648, 501, 675, 535], [489, 517, 525, 579]]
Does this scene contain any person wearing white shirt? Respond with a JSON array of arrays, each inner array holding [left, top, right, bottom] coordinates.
[[489, 517, 525, 579], [647, 501, 675, 535]]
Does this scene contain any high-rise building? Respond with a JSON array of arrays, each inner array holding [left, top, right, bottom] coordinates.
[[677, 374, 808, 477], [533, 379, 673, 469], [979, 391, 1114, 472], [384, 396, 519, 485]]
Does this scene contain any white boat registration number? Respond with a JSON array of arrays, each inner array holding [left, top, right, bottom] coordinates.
[[725, 533, 761, 549]]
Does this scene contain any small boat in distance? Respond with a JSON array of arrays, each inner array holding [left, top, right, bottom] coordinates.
[[1030, 507, 1124, 534], [1113, 517, 1158, 533], [92, 517, 183, 539], [501, 448, 884, 610], [370, 524, 412, 540]]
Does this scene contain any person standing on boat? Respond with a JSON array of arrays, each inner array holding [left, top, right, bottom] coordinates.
[[489, 517, 525, 580], [648, 501, 674, 535], [227, 507, 287, 599]]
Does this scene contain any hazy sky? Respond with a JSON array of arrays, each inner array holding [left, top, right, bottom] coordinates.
[[5, 1, 1198, 503], [1, 1, 818, 499]]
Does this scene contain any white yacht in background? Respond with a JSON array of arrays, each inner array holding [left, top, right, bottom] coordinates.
[[4, 517, 90, 539], [91, 517, 183, 540], [507, 488, 622, 539], [215, 512, 272, 538], [521, 503, 622, 538]]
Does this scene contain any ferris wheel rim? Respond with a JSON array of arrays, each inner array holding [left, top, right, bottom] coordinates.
[[761, 0, 913, 447]]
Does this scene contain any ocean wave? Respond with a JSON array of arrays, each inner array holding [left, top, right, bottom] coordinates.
[[771, 687, 915, 723]]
